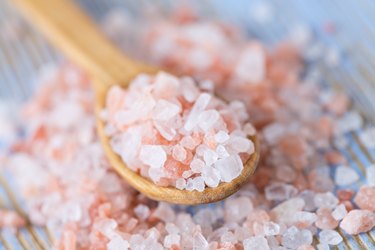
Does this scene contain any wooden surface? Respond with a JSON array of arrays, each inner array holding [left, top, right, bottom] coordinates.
[[12, 0, 260, 205]]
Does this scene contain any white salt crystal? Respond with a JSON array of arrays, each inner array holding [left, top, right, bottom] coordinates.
[[182, 170, 194, 179], [107, 235, 129, 250], [176, 178, 187, 190], [225, 196, 253, 223], [366, 164, 375, 187], [139, 145, 167, 169], [359, 127, 375, 148], [314, 192, 338, 209], [152, 99, 181, 121], [263, 222, 280, 236], [190, 158, 205, 173], [281, 227, 312, 249], [134, 204, 150, 221], [243, 123, 256, 136], [220, 231, 237, 244], [225, 135, 253, 154], [186, 177, 205, 192], [298, 190, 317, 211], [172, 145, 187, 162], [319, 229, 343, 245], [164, 234, 181, 248], [265, 183, 298, 201], [201, 165, 221, 188], [193, 232, 209, 250], [214, 154, 243, 182], [336, 111, 363, 134], [216, 145, 230, 159], [214, 130, 230, 143], [203, 149, 218, 166], [184, 93, 211, 131], [148, 168, 164, 182], [165, 223, 180, 234], [50, 101, 83, 129], [181, 77, 200, 102], [153, 72, 180, 98], [331, 204, 347, 221], [154, 122, 176, 141], [243, 236, 270, 250], [334, 165, 360, 186]]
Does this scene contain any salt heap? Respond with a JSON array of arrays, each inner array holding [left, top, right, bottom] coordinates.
[[3, 8, 375, 250], [103, 72, 255, 190]]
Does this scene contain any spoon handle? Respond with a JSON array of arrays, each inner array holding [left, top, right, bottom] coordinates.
[[13, 0, 152, 89]]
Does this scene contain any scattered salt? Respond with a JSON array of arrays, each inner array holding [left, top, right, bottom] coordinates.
[[319, 229, 343, 245], [334, 165, 360, 186]]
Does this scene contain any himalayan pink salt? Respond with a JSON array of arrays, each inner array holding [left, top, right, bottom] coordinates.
[[340, 210, 375, 235], [354, 186, 375, 211], [337, 189, 355, 201], [297, 245, 315, 250], [334, 165, 360, 186], [314, 192, 338, 209], [224, 196, 253, 223], [107, 235, 130, 250], [270, 198, 305, 225], [104, 72, 254, 190], [281, 226, 313, 249], [331, 204, 348, 221], [291, 211, 317, 229], [265, 183, 298, 201], [315, 207, 339, 230], [243, 236, 270, 250], [318, 229, 343, 245], [0, 210, 26, 229]]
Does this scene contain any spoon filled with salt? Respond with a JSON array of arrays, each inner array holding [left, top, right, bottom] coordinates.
[[14, 0, 259, 204]]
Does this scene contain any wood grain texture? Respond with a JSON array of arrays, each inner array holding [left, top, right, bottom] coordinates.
[[13, 0, 260, 204]]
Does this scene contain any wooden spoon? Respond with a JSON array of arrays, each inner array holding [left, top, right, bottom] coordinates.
[[14, 0, 259, 205]]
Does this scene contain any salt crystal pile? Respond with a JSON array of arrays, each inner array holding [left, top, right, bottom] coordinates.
[[3, 8, 375, 250], [103, 71, 254, 190]]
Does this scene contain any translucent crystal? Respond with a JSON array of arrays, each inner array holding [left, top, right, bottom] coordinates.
[[225, 196, 253, 223], [243, 236, 270, 250], [319, 229, 343, 245], [281, 226, 312, 249], [152, 99, 181, 121], [107, 235, 129, 250], [331, 204, 347, 221], [198, 110, 220, 132], [214, 154, 243, 182], [202, 165, 221, 188], [359, 127, 375, 148], [334, 165, 360, 186], [164, 234, 181, 248], [314, 192, 338, 209], [134, 204, 150, 221], [193, 232, 209, 250], [139, 145, 167, 169], [172, 145, 187, 162], [184, 93, 211, 131], [214, 130, 230, 143], [265, 183, 298, 201], [263, 222, 280, 236], [176, 178, 187, 190], [270, 198, 305, 225], [203, 149, 219, 166]]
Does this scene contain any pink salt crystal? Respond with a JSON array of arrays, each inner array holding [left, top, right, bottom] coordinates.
[[139, 145, 167, 169], [331, 204, 347, 221], [265, 183, 298, 201], [164, 234, 181, 248], [152, 99, 181, 121], [275, 165, 297, 183], [292, 211, 317, 229], [172, 144, 187, 162], [334, 165, 360, 186], [198, 110, 220, 131], [175, 178, 187, 190], [193, 231, 209, 249], [134, 204, 150, 221], [153, 203, 175, 223], [225, 196, 253, 223], [0, 210, 26, 229], [263, 222, 281, 236], [314, 192, 338, 209], [340, 209, 375, 235], [201, 165, 221, 188], [281, 226, 313, 249], [318, 229, 342, 245], [243, 123, 256, 136], [354, 186, 375, 211], [243, 236, 270, 250], [184, 93, 211, 131], [270, 198, 305, 225], [315, 207, 339, 230], [337, 189, 354, 201], [216, 145, 230, 159], [316, 243, 330, 250], [225, 135, 253, 154], [214, 154, 243, 182], [325, 150, 346, 165], [203, 148, 219, 166]]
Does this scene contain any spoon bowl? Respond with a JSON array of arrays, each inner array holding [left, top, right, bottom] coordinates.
[[14, 0, 260, 204]]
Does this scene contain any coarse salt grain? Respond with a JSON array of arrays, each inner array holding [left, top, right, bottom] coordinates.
[[334, 165, 360, 186]]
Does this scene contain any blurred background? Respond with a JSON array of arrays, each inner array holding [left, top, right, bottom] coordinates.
[[0, 0, 375, 249]]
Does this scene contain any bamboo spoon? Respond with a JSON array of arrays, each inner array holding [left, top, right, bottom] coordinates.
[[14, 0, 259, 205]]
